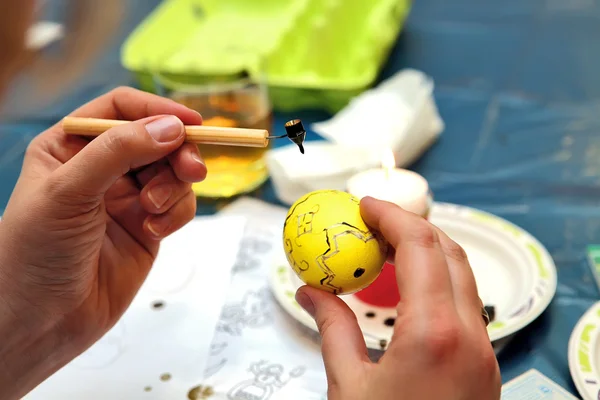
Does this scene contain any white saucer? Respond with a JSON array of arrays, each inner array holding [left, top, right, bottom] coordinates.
[[568, 301, 600, 400], [270, 202, 557, 350]]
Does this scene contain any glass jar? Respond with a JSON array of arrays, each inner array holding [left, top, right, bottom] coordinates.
[[156, 72, 273, 199]]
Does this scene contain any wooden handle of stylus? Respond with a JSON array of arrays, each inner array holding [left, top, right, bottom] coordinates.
[[62, 117, 270, 148]]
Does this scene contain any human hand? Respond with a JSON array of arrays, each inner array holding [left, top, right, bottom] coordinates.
[[0, 87, 206, 398], [295, 197, 501, 400]]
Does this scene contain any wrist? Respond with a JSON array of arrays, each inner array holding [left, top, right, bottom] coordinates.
[[0, 288, 70, 400], [0, 249, 71, 400]]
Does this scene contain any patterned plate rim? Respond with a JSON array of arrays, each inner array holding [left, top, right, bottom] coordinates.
[[568, 301, 600, 400]]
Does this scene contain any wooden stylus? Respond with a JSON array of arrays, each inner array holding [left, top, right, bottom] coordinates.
[[62, 117, 270, 148]]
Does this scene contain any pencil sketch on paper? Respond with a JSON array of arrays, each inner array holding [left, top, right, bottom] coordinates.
[[216, 288, 273, 336], [203, 339, 229, 379], [232, 231, 274, 274], [227, 360, 306, 400]]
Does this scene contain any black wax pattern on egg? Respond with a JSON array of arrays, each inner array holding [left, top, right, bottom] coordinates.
[[354, 268, 365, 278]]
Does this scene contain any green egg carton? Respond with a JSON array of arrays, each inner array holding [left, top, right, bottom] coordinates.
[[121, 0, 411, 113]]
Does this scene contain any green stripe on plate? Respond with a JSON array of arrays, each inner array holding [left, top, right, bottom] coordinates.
[[488, 321, 505, 331], [469, 211, 522, 238], [578, 324, 596, 373], [527, 243, 550, 279]]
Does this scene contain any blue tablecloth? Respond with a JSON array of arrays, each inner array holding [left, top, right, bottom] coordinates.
[[1, 0, 599, 396]]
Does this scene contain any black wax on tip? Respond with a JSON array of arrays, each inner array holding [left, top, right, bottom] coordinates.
[[284, 119, 306, 154]]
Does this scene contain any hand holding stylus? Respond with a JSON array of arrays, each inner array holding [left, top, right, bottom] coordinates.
[[0, 87, 207, 399]]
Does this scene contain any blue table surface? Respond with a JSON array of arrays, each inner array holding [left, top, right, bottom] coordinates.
[[1, 0, 600, 396]]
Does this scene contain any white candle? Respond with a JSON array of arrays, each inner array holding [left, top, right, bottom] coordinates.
[[346, 151, 432, 217]]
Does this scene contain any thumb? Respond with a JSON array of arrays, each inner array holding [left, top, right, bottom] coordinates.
[[54, 115, 185, 196], [296, 286, 369, 385]]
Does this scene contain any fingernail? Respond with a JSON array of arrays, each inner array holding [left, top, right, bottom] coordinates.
[[191, 149, 204, 165], [145, 116, 183, 143], [147, 216, 169, 238], [295, 291, 315, 317], [148, 184, 172, 209]]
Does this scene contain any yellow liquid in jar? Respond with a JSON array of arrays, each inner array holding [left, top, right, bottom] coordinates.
[[174, 91, 273, 198]]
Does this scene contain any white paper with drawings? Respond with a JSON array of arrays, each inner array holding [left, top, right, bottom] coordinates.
[[501, 369, 579, 400], [26, 215, 246, 400], [205, 197, 328, 400]]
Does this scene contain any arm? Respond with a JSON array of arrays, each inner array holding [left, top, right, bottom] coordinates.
[[0, 293, 66, 400], [0, 247, 77, 400]]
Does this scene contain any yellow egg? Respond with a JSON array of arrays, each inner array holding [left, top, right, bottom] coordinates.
[[283, 190, 388, 295]]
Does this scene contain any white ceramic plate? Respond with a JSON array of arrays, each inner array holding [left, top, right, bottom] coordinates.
[[270, 202, 557, 350], [568, 301, 600, 400]]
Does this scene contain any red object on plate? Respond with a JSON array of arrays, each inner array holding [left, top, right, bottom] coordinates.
[[354, 261, 399, 307]]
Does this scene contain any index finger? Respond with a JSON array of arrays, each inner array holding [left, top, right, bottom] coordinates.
[[37, 87, 204, 168], [73, 87, 206, 182], [360, 196, 455, 311], [69, 86, 203, 125]]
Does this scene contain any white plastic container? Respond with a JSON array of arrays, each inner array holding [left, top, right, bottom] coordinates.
[[266, 142, 380, 205]]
